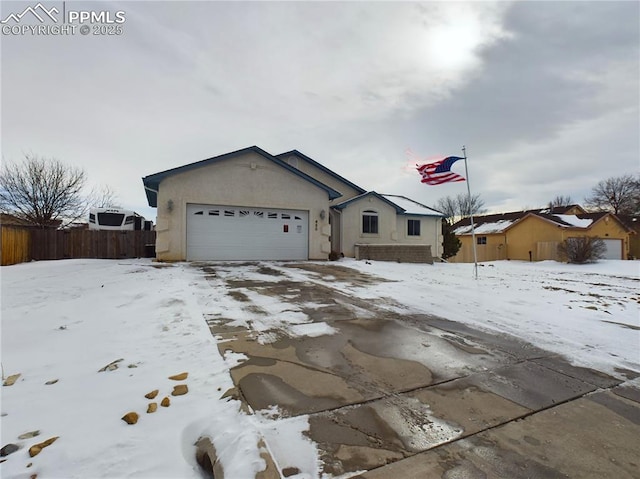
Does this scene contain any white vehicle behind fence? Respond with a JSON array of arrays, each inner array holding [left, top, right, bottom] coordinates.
[[88, 208, 152, 231]]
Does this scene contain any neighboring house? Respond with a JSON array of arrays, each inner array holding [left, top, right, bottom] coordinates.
[[449, 205, 633, 262], [142, 146, 444, 262], [618, 215, 640, 259]]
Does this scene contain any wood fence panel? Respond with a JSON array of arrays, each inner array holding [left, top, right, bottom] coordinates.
[[537, 241, 560, 261], [2, 228, 156, 265], [1, 226, 32, 266]]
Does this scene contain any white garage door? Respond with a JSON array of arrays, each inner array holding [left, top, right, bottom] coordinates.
[[601, 239, 623, 260], [186, 204, 308, 261]]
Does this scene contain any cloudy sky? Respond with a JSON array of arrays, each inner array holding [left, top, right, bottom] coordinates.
[[2, 1, 638, 221]]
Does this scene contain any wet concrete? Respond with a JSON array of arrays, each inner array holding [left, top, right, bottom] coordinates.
[[358, 392, 640, 479], [194, 262, 640, 478]]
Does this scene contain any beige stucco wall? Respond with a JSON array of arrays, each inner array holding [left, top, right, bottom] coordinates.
[[394, 215, 443, 258], [154, 151, 331, 261], [339, 196, 442, 258], [278, 153, 363, 204]]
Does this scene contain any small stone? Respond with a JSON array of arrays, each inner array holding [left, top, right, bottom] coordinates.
[[18, 431, 40, 440], [161, 397, 171, 407], [1, 443, 20, 457], [168, 372, 188, 381], [30, 474, 37, 479], [3, 374, 21, 386], [171, 384, 188, 396], [283, 467, 301, 477], [26, 462, 33, 467], [28, 437, 58, 457], [147, 403, 157, 414], [45, 379, 58, 385], [121, 412, 139, 425], [127, 364, 138, 368], [221, 387, 239, 400], [145, 389, 159, 399], [98, 359, 124, 372]]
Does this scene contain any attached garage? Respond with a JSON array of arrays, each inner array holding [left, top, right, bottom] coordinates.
[[186, 204, 309, 261], [601, 238, 623, 260]]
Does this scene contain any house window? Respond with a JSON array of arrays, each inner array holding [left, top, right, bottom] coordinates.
[[208, 210, 219, 216], [224, 210, 235, 217], [362, 210, 378, 234], [408, 219, 421, 236], [477, 236, 487, 245]]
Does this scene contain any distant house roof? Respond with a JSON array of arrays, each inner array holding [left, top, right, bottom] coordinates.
[[332, 192, 446, 217], [452, 207, 629, 235], [142, 146, 342, 207], [617, 214, 640, 232], [276, 150, 367, 195], [1, 213, 33, 226]]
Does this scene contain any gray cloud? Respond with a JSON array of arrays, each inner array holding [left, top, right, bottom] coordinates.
[[1, 1, 637, 220]]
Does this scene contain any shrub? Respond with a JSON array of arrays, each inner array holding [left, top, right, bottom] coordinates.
[[557, 237, 606, 263]]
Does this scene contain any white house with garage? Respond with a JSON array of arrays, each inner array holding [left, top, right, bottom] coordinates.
[[142, 146, 445, 262]]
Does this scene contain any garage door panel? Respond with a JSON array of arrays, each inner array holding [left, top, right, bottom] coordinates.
[[601, 239, 622, 260], [187, 204, 308, 261]]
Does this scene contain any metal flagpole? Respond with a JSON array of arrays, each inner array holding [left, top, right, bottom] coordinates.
[[462, 145, 478, 280]]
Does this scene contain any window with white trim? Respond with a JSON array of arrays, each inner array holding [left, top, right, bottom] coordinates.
[[362, 210, 378, 234], [408, 219, 421, 236]]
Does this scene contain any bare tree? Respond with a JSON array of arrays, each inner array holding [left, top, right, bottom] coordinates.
[[90, 185, 120, 209], [548, 195, 573, 209], [0, 155, 89, 228], [433, 196, 457, 219], [585, 174, 640, 215], [457, 193, 486, 218], [557, 237, 606, 264], [435, 193, 486, 222]]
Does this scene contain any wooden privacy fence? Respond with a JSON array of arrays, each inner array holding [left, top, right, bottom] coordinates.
[[1, 226, 32, 266], [1, 226, 156, 266]]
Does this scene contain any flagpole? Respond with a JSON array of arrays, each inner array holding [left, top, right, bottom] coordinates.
[[462, 145, 478, 280]]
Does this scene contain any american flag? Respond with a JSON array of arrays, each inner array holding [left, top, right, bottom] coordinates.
[[416, 156, 466, 185]]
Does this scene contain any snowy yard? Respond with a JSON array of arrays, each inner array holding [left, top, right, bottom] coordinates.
[[1, 258, 638, 478]]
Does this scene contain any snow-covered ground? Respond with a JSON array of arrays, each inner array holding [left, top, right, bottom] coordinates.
[[1, 258, 638, 479]]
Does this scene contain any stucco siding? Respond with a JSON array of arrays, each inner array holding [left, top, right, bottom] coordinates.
[[154, 151, 330, 261], [339, 197, 398, 257], [338, 197, 442, 258], [394, 215, 443, 258], [278, 153, 363, 203]]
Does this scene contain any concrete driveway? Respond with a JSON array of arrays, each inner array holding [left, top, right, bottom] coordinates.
[[194, 262, 640, 478]]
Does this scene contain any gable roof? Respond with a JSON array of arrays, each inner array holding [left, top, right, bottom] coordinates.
[[332, 191, 446, 217], [381, 195, 446, 217], [452, 207, 631, 235], [532, 204, 587, 215], [332, 191, 405, 213], [142, 146, 342, 207], [276, 150, 367, 195]]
